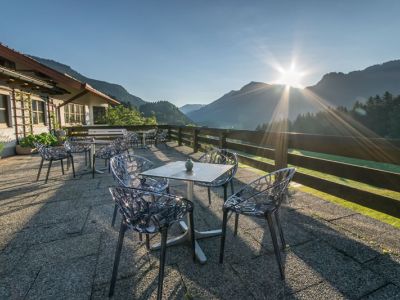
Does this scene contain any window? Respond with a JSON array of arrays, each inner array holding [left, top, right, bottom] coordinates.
[[93, 106, 106, 124], [31, 100, 45, 124], [0, 95, 8, 124], [64, 103, 85, 124]]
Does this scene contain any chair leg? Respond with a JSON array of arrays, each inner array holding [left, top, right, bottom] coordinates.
[[45, 159, 53, 184], [145, 234, 150, 250], [188, 210, 196, 262], [274, 210, 286, 249], [36, 158, 44, 181], [84, 151, 88, 166], [60, 159, 65, 175], [233, 213, 239, 236], [230, 179, 235, 195], [219, 209, 229, 263], [266, 213, 285, 280], [88, 149, 92, 168], [92, 155, 96, 178], [223, 183, 228, 202], [111, 204, 118, 227], [207, 187, 211, 205], [109, 221, 127, 297], [157, 226, 168, 300], [70, 155, 76, 178]]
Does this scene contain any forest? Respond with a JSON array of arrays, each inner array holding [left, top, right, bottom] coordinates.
[[256, 92, 400, 138]]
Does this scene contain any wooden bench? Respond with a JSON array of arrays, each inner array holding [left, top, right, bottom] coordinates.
[[87, 128, 127, 139]]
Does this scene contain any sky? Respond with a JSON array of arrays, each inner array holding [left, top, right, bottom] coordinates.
[[1, 0, 400, 106]]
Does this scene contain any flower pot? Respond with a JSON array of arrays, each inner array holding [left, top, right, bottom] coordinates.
[[16, 144, 37, 155]]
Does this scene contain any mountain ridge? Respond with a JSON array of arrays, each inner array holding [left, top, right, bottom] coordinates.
[[188, 60, 400, 129], [30, 56, 146, 107]]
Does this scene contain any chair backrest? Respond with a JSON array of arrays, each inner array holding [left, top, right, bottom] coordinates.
[[112, 137, 130, 154], [34, 141, 67, 161], [237, 167, 296, 209], [109, 186, 192, 233], [199, 148, 238, 186], [110, 154, 154, 187]]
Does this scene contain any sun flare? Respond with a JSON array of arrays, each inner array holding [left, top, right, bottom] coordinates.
[[276, 65, 305, 88]]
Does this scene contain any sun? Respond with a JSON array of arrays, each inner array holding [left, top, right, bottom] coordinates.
[[276, 64, 305, 88]]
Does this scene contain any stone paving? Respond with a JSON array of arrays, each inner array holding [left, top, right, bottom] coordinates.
[[0, 143, 399, 299]]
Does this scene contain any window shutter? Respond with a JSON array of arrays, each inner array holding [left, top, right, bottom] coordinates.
[[6, 95, 13, 127]]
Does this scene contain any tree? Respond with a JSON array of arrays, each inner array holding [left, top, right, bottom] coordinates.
[[105, 105, 157, 126]]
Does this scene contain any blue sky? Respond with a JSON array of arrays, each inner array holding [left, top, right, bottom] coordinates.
[[1, 0, 400, 106]]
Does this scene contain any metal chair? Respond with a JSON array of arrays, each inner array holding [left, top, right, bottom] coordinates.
[[144, 130, 157, 146], [155, 130, 168, 147], [92, 142, 117, 178], [110, 154, 169, 229], [108, 187, 195, 300], [114, 136, 131, 156], [124, 131, 140, 149], [64, 137, 93, 167], [198, 149, 238, 204], [219, 168, 296, 280], [34, 141, 75, 183]]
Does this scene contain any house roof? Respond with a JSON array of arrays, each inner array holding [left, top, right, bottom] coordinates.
[[0, 43, 120, 105]]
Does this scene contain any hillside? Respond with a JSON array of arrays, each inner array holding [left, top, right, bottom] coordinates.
[[140, 101, 193, 125], [30, 55, 192, 125], [30, 56, 146, 107], [189, 60, 400, 129], [179, 104, 205, 114], [188, 82, 317, 129], [309, 60, 400, 106]]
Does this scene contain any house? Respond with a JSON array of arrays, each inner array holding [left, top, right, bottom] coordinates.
[[0, 43, 119, 156]]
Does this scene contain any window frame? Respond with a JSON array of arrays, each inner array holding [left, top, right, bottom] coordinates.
[[31, 99, 45, 125], [0, 94, 8, 125], [64, 103, 85, 124]]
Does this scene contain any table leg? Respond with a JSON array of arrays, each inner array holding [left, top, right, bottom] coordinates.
[[92, 141, 105, 175], [150, 181, 215, 264]]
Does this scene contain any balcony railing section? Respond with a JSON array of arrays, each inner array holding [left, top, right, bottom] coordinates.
[[67, 125, 400, 218]]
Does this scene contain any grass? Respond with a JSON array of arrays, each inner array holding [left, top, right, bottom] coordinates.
[[234, 150, 400, 228], [289, 149, 400, 174]]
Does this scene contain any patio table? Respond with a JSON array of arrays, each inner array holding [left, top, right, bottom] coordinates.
[[140, 160, 233, 264], [135, 130, 149, 148], [78, 139, 112, 174]]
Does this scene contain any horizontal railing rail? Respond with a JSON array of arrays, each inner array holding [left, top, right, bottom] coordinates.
[[66, 124, 400, 217]]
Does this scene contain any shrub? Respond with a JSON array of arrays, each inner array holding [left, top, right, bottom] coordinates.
[[19, 133, 58, 148]]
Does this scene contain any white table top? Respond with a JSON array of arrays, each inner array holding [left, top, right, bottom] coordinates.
[[140, 161, 233, 184]]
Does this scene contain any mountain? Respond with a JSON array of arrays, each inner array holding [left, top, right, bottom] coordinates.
[[140, 101, 193, 125], [309, 60, 400, 106], [189, 60, 400, 129], [179, 104, 205, 114], [187, 82, 317, 129], [30, 55, 192, 125], [30, 56, 146, 107]]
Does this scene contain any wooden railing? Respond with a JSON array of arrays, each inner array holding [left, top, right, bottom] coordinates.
[[67, 125, 400, 218]]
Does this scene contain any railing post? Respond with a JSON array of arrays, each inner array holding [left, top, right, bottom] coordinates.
[[274, 132, 288, 170], [178, 127, 182, 146], [167, 126, 171, 142], [219, 130, 227, 149], [193, 128, 199, 153]]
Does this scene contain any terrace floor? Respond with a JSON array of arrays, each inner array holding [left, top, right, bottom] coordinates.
[[1, 143, 400, 299]]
